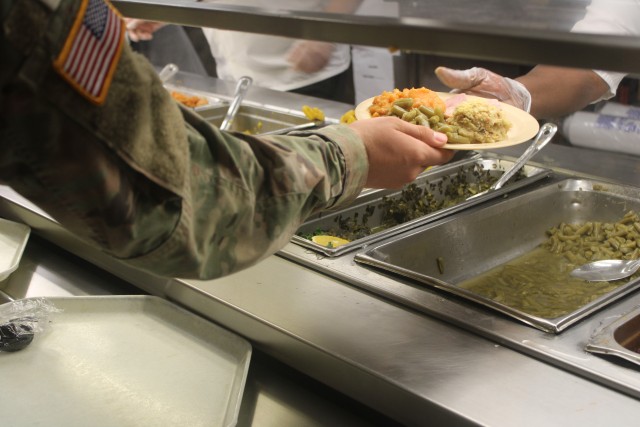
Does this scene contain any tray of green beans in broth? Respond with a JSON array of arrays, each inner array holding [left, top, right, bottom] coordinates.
[[355, 178, 640, 333], [293, 156, 552, 256]]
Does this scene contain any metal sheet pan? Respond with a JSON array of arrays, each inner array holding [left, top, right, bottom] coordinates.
[[166, 82, 323, 134], [0, 218, 30, 282], [0, 296, 251, 427], [197, 103, 312, 135], [355, 178, 640, 333], [293, 156, 552, 256], [164, 84, 226, 111]]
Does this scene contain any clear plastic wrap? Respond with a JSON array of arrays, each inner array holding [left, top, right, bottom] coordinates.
[[0, 298, 62, 352], [562, 111, 640, 156], [599, 101, 640, 119]]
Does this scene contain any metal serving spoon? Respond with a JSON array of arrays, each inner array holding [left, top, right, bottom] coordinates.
[[492, 122, 557, 191], [468, 122, 557, 200], [158, 63, 179, 83], [220, 76, 253, 131], [570, 259, 640, 282]]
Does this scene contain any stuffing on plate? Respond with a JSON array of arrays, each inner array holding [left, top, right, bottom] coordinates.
[[446, 99, 512, 144]]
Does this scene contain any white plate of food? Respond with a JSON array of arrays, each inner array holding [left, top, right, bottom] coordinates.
[[355, 90, 540, 150]]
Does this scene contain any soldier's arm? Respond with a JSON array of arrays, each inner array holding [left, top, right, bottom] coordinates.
[[1, 0, 451, 280]]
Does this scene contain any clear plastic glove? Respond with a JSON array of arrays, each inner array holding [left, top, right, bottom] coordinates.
[[435, 66, 532, 112], [349, 117, 455, 189], [286, 40, 335, 74], [125, 19, 166, 42]]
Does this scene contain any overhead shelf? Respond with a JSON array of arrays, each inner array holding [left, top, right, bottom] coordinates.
[[113, 0, 640, 74]]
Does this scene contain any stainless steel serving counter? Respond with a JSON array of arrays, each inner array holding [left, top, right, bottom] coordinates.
[[2, 75, 640, 426]]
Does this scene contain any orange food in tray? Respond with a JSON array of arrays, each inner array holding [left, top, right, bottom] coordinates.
[[170, 91, 208, 108], [368, 87, 446, 118]]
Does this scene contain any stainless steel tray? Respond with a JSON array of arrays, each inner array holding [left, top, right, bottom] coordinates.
[[0, 296, 251, 427], [293, 156, 552, 256], [0, 218, 30, 282], [197, 102, 312, 135], [587, 305, 640, 366], [164, 84, 226, 111], [355, 178, 640, 333]]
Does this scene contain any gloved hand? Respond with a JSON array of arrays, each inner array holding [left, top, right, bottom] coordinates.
[[435, 66, 532, 112], [125, 19, 166, 42], [286, 40, 335, 73]]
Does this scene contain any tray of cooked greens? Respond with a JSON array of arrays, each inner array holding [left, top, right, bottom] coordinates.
[[292, 155, 552, 256]]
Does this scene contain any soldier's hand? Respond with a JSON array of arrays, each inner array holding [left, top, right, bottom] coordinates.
[[349, 117, 455, 189]]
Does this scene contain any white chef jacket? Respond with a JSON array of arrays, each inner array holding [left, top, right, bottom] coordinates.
[[572, 0, 640, 100], [201, 0, 351, 91]]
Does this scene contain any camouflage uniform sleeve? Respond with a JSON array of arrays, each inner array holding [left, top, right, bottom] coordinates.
[[0, 0, 369, 279]]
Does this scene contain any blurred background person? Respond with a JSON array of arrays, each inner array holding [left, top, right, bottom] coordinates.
[[126, 0, 363, 104]]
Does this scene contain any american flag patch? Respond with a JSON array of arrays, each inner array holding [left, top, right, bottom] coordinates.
[[54, 0, 125, 105]]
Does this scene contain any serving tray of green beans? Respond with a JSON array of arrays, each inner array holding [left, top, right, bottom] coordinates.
[[355, 178, 640, 333]]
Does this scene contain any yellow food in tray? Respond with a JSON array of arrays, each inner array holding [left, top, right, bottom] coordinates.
[[302, 105, 325, 122], [311, 235, 350, 248], [340, 110, 357, 124]]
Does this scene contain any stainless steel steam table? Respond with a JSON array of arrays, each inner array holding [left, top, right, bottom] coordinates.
[[2, 73, 640, 426]]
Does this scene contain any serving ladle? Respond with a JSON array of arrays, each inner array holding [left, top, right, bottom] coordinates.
[[570, 259, 640, 282], [220, 76, 253, 131], [158, 63, 179, 84], [492, 122, 557, 191], [467, 122, 557, 200]]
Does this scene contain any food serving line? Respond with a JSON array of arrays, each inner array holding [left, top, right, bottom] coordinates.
[[2, 71, 640, 426]]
